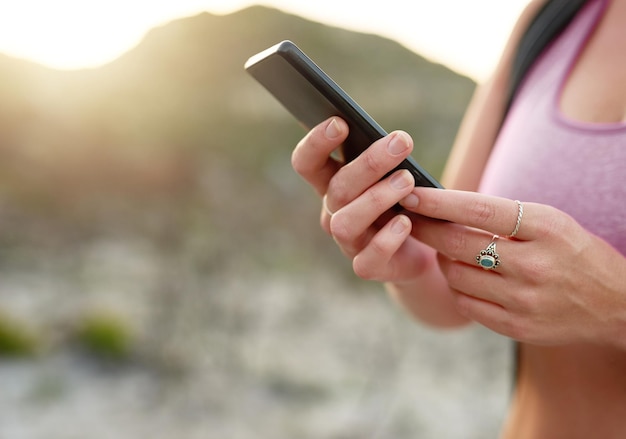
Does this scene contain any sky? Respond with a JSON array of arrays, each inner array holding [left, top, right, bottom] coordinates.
[[0, 0, 531, 82]]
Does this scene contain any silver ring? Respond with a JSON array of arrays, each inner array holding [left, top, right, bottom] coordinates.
[[508, 200, 523, 238], [476, 235, 500, 270], [322, 195, 335, 217]]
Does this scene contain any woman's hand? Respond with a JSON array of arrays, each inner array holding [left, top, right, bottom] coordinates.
[[401, 187, 626, 348], [292, 117, 438, 283]]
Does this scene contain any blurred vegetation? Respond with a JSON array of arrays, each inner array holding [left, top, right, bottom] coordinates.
[[0, 311, 39, 357], [73, 312, 134, 360]]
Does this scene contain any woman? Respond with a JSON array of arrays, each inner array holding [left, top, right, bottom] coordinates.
[[290, 0, 626, 437]]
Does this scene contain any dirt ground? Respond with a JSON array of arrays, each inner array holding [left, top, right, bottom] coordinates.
[[0, 244, 513, 439]]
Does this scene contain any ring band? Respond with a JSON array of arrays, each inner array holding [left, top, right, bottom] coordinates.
[[508, 200, 523, 238], [476, 234, 500, 270], [322, 195, 335, 217]]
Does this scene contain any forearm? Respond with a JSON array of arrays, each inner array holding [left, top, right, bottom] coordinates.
[[385, 244, 471, 328]]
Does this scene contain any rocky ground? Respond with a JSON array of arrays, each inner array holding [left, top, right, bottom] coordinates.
[[0, 237, 513, 439]]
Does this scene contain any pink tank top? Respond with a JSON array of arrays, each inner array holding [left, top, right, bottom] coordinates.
[[479, 0, 626, 255]]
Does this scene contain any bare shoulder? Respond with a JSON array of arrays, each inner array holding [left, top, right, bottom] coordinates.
[[492, 0, 551, 86]]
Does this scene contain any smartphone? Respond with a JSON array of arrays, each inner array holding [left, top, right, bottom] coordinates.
[[244, 40, 443, 189]]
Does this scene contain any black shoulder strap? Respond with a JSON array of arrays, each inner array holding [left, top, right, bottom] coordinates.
[[504, 0, 588, 116]]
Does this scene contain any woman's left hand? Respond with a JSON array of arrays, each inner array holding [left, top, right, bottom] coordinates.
[[400, 187, 626, 349]]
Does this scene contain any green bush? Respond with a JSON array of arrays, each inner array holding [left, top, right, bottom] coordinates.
[[0, 312, 39, 357], [75, 312, 133, 360]]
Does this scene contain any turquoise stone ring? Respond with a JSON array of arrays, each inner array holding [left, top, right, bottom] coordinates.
[[476, 235, 500, 270]]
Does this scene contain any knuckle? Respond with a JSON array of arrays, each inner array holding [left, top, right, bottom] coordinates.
[[512, 247, 552, 285], [290, 145, 306, 175], [291, 139, 319, 177], [519, 259, 551, 286], [443, 261, 464, 288], [452, 291, 472, 317], [353, 231, 398, 281], [363, 148, 386, 175], [326, 175, 351, 208], [368, 234, 392, 260], [538, 215, 564, 240], [441, 228, 469, 257], [352, 256, 378, 281], [320, 213, 332, 236], [532, 205, 575, 240], [420, 191, 444, 217], [468, 199, 497, 227], [512, 288, 540, 313], [367, 187, 388, 212], [328, 212, 353, 243]]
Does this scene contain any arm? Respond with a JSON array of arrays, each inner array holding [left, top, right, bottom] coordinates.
[[291, 1, 551, 329], [385, 0, 551, 326]]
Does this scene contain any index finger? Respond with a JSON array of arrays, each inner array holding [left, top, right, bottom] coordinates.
[[401, 188, 530, 240], [291, 117, 347, 196]]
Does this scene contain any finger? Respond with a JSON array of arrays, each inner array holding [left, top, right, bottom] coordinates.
[[330, 169, 415, 247], [437, 253, 514, 307], [319, 195, 333, 235], [410, 216, 507, 271], [352, 215, 412, 281], [451, 289, 514, 338], [401, 188, 532, 240], [325, 130, 414, 213], [292, 117, 347, 196]]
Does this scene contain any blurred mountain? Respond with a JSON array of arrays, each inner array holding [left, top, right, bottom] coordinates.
[[0, 5, 475, 275]]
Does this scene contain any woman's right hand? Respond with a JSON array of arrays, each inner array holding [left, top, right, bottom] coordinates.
[[291, 117, 430, 283], [292, 117, 471, 327]]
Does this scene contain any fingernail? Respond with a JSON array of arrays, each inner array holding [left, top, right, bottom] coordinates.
[[326, 118, 341, 139], [390, 170, 413, 190], [401, 193, 419, 209], [388, 132, 410, 155], [391, 215, 410, 235]]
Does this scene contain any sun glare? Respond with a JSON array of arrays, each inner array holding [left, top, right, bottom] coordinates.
[[0, 1, 249, 70], [0, 0, 529, 80]]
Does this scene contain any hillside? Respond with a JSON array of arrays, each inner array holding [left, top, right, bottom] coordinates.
[[0, 5, 475, 272]]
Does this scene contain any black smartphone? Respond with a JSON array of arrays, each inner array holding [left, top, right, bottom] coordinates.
[[244, 40, 443, 189]]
